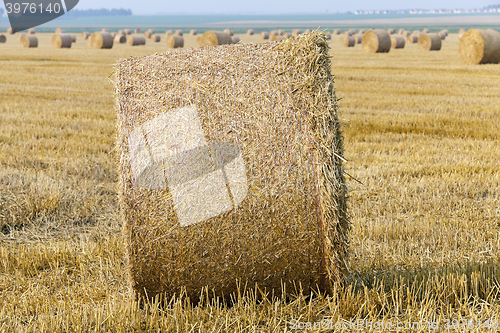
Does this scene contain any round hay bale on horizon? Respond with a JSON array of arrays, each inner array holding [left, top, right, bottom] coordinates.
[[332, 29, 340, 35], [144, 29, 155, 38], [343, 31, 353, 36], [422, 28, 430, 33], [123, 29, 132, 35], [55, 28, 65, 33], [7, 28, 15, 34], [91, 31, 114, 49], [358, 29, 366, 34], [111, 32, 116, 38], [21, 35, 37, 48], [349, 28, 355, 34], [402, 30, 411, 37], [407, 34, 418, 43], [441, 29, 448, 36], [354, 34, 363, 44], [398, 28, 404, 34], [277, 29, 284, 35], [126, 35, 146, 46], [459, 29, 500, 64], [412, 30, 421, 36], [52, 33, 72, 48], [102, 29, 109, 32], [340, 35, 355, 47], [292, 29, 301, 36], [247, 29, 254, 35], [190, 29, 198, 36], [390, 35, 405, 49], [270, 35, 285, 41], [0, 35, 6, 43], [387, 28, 395, 34], [87, 35, 93, 47], [231, 36, 240, 43], [166, 35, 184, 48], [197, 31, 232, 47], [165, 30, 173, 35], [150, 34, 161, 42], [261, 32, 269, 39], [362, 29, 391, 53], [174, 30, 183, 36], [114, 34, 127, 43], [82, 32, 90, 40], [223, 29, 234, 36], [418, 33, 442, 51], [118, 30, 123, 35], [135, 28, 141, 34], [28, 28, 35, 34], [437, 31, 446, 40], [269, 30, 278, 38]]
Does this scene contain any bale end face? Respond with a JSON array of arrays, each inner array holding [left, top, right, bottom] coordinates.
[[91, 31, 114, 49], [362, 29, 391, 53], [459, 29, 500, 64], [21, 35, 37, 48], [340, 35, 355, 47], [418, 33, 442, 51], [198, 31, 232, 47], [52, 33, 72, 48], [166, 35, 184, 48]]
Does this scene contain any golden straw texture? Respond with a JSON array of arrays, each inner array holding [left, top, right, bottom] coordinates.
[[459, 29, 500, 64], [114, 32, 349, 304]]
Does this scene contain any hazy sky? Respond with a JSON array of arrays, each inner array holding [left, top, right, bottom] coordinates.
[[71, 1, 497, 15]]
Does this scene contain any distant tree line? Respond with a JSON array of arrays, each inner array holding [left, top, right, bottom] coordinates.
[[65, 8, 132, 17]]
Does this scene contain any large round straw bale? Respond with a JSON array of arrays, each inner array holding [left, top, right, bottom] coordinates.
[[70, 34, 76, 42], [55, 28, 65, 33], [0, 35, 6, 43], [135, 28, 141, 34], [198, 31, 232, 47], [437, 31, 446, 40], [418, 33, 442, 51], [390, 35, 405, 49], [247, 29, 254, 35], [28, 28, 35, 34], [17, 33, 26, 41], [340, 35, 355, 47], [358, 29, 366, 34], [354, 34, 363, 44], [223, 29, 234, 36], [114, 32, 349, 305], [21, 35, 37, 48], [114, 34, 127, 43], [7, 28, 15, 34], [82, 32, 90, 39], [190, 29, 197, 36], [343, 31, 353, 36], [144, 29, 155, 38], [292, 29, 302, 36], [422, 28, 430, 33], [407, 34, 418, 43], [174, 30, 183, 36], [165, 35, 184, 48], [91, 31, 114, 49], [52, 33, 72, 48], [165, 30, 173, 36], [398, 28, 404, 34], [231, 36, 240, 43], [127, 36, 146, 46], [87, 35, 93, 47], [332, 29, 340, 34], [459, 29, 500, 64], [387, 28, 395, 34], [402, 30, 411, 37], [362, 29, 391, 53], [150, 34, 161, 42], [123, 29, 132, 35], [261, 32, 269, 39], [441, 29, 448, 36]]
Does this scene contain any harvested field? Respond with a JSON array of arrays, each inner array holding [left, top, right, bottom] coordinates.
[[0, 31, 499, 332]]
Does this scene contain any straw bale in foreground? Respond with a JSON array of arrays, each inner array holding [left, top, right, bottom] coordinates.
[[418, 33, 442, 51], [362, 29, 391, 53], [114, 32, 349, 303], [459, 29, 500, 64]]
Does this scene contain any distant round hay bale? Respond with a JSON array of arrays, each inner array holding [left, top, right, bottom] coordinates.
[[21, 35, 37, 48], [261, 32, 269, 39], [91, 31, 114, 49], [223, 29, 234, 36], [325, 32, 331, 40], [17, 33, 26, 41], [111, 32, 116, 38], [459, 29, 500, 64], [339, 35, 355, 47], [174, 30, 183, 36], [55, 28, 65, 33], [0, 35, 6, 43], [28, 28, 35, 34], [303, 29, 311, 34], [118, 30, 123, 35], [412, 30, 421, 36], [165, 30, 173, 36], [354, 34, 363, 44], [114, 34, 127, 44], [398, 28, 404, 34], [127, 36, 146, 46], [135, 28, 141, 34], [390, 35, 405, 48], [52, 33, 72, 48], [7, 28, 15, 34], [422, 28, 430, 33], [231, 36, 240, 43], [70, 34, 77, 43], [150, 34, 161, 42], [437, 31, 446, 40], [277, 29, 284, 35], [362, 29, 391, 53], [292, 29, 301, 36], [358, 29, 366, 34], [247, 29, 254, 35], [269, 30, 278, 38], [123, 29, 132, 35], [407, 34, 418, 43], [349, 28, 355, 34], [418, 33, 442, 51], [102, 29, 109, 32], [190, 29, 197, 36], [82, 32, 90, 40], [332, 29, 340, 34], [387, 28, 395, 34], [270, 35, 286, 41], [144, 29, 155, 38], [441, 29, 448, 36], [343, 31, 353, 36], [402, 30, 411, 37], [166, 35, 184, 48], [197, 31, 232, 47]]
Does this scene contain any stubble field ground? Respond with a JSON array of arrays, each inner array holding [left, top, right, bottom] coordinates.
[[0, 31, 499, 332]]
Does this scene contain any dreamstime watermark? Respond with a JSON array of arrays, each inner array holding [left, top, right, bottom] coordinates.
[[289, 318, 499, 331], [4, 0, 79, 32]]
